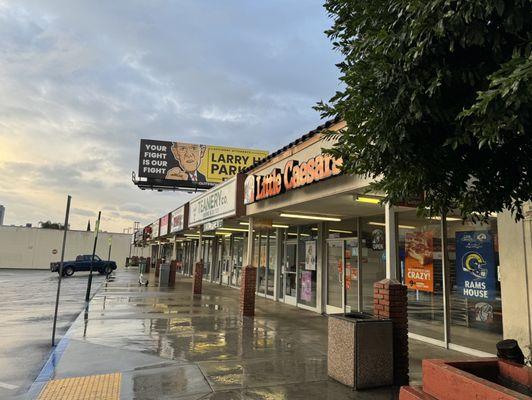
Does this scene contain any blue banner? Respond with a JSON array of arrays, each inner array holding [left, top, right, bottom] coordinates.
[[455, 231, 496, 300]]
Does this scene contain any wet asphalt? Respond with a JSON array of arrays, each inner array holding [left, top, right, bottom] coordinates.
[[0, 269, 106, 399]]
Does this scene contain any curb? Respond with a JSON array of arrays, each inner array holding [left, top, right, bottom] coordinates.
[[25, 278, 108, 399]]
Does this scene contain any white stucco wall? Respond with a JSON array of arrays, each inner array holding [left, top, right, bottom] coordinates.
[[0, 226, 133, 269], [498, 205, 532, 358]]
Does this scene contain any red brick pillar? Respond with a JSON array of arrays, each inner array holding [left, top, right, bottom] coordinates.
[[374, 278, 409, 386], [193, 262, 203, 295], [155, 259, 161, 278], [145, 257, 151, 273], [169, 260, 177, 286], [239, 266, 257, 317]]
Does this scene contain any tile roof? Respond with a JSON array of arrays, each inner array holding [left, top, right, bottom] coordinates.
[[242, 116, 342, 173]]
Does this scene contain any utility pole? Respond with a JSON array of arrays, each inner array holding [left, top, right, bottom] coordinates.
[[85, 211, 101, 304], [52, 195, 71, 346]]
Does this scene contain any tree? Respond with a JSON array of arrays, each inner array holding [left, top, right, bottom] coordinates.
[[39, 220, 64, 230], [317, 0, 532, 220], [87, 219, 91, 231]]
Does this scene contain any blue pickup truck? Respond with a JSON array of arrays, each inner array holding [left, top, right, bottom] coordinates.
[[50, 255, 117, 277]]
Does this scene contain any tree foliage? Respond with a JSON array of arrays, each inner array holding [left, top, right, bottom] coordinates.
[[39, 220, 65, 230], [317, 0, 532, 220]]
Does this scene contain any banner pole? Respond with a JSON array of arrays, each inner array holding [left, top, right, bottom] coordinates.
[[106, 237, 112, 278], [52, 195, 71, 346], [85, 211, 101, 304]]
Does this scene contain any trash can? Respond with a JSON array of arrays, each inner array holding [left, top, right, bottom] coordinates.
[[159, 263, 170, 287], [328, 312, 393, 389]]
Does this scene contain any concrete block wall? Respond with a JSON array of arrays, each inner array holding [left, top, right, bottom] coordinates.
[[0, 226, 133, 269]]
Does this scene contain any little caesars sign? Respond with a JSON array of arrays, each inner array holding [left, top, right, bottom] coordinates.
[[189, 177, 241, 227], [244, 154, 342, 204]]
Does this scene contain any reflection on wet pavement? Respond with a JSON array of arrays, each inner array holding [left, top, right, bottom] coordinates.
[[27, 268, 463, 399]]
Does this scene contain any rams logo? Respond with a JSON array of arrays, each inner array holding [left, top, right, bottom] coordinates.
[[462, 252, 488, 279]]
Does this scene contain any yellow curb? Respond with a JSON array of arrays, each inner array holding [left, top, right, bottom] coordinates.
[[38, 372, 121, 400]]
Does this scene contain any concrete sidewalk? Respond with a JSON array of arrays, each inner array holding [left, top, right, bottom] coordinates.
[[26, 268, 464, 399]]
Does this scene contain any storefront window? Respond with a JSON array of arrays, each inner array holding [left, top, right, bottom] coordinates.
[[221, 236, 231, 285], [231, 234, 244, 287], [297, 225, 318, 308], [267, 231, 277, 297], [257, 233, 267, 294], [447, 215, 502, 353], [284, 227, 298, 299], [398, 210, 445, 341], [360, 217, 387, 314]]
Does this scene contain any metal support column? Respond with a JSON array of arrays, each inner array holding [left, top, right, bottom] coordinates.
[[441, 213, 452, 346]]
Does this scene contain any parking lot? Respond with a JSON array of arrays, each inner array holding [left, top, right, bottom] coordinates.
[[0, 269, 105, 399]]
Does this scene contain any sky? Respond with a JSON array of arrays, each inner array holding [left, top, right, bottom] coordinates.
[[0, 0, 340, 233]]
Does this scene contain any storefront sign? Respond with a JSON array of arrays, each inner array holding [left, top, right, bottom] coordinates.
[[138, 139, 267, 186], [301, 271, 313, 302], [159, 214, 169, 236], [143, 225, 152, 240], [305, 241, 316, 271], [189, 177, 243, 227], [133, 229, 143, 244], [204, 219, 223, 232], [371, 229, 385, 250], [244, 154, 342, 204], [170, 205, 187, 233], [456, 231, 496, 300], [405, 231, 434, 292], [150, 220, 160, 239]]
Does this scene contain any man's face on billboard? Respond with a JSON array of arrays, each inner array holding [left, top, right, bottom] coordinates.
[[171, 143, 206, 173]]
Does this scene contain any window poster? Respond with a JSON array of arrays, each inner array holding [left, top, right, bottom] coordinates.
[[405, 231, 434, 292], [305, 240, 316, 271], [456, 231, 496, 300], [301, 271, 313, 302]]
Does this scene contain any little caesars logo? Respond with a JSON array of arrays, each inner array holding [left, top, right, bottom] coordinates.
[[197, 190, 228, 219], [244, 154, 342, 204]]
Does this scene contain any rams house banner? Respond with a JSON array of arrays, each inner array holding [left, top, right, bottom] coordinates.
[[455, 231, 497, 300]]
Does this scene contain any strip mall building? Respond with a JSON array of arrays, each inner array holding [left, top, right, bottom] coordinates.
[[134, 119, 532, 359]]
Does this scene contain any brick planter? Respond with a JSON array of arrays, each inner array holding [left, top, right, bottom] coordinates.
[[193, 262, 203, 295], [155, 259, 161, 278], [145, 257, 151, 273], [169, 260, 177, 286], [374, 279, 409, 386], [400, 358, 532, 399], [239, 266, 257, 318]]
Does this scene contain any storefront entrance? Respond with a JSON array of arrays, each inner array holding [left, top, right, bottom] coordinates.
[[283, 240, 298, 306], [325, 238, 359, 314]]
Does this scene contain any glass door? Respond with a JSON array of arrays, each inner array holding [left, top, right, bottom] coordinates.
[[283, 241, 298, 305], [344, 239, 359, 312], [326, 240, 344, 314], [326, 238, 359, 314]]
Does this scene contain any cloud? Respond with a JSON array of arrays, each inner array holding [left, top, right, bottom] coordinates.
[[0, 0, 340, 231]]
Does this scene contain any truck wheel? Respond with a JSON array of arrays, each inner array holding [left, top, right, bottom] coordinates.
[[104, 266, 113, 275], [64, 266, 74, 277]]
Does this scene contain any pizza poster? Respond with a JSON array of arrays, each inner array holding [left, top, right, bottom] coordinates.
[[405, 231, 434, 292], [456, 231, 496, 300]]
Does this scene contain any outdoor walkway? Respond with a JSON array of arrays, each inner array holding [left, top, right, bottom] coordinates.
[[27, 268, 465, 399]]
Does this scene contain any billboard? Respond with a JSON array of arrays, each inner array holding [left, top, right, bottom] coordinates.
[[138, 139, 268, 187], [405, 231, 434, 292], [456, 231, 496, 300]]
